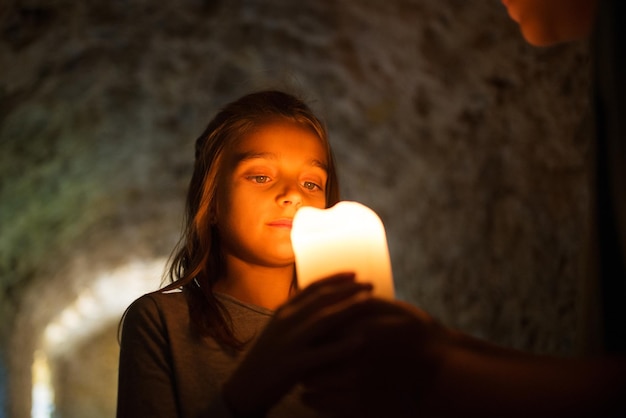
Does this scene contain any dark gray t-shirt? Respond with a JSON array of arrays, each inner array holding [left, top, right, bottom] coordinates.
[[116, 290, 317, 417]]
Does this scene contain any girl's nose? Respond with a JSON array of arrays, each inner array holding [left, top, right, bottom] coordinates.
[[277, 184, 303, 207]]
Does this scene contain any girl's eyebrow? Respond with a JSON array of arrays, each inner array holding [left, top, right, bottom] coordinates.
[[235, 151, 275, 162], [234, 151, 329, 172]]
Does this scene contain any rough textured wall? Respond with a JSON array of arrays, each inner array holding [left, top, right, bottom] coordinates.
[[0, 0, 590, 416], [52, 325, 118, 418]]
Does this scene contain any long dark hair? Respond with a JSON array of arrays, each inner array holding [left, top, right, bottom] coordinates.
[[162, 90, 340, 349]]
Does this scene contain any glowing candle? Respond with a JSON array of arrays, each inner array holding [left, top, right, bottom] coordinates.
[[291, 201, 394, 299]]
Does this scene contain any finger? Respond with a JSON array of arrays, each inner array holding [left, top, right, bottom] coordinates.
[[277, 275, 373, 326], [312, 296, 435, 333], [295, 271, 357, 293], [295, 296, 439, 362], [288, 272, 359, 305], [294, 295, 400, 342], [275, 326, 366, 378]]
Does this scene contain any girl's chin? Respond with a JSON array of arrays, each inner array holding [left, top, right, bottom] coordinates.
[[266, 252, 295, 267]]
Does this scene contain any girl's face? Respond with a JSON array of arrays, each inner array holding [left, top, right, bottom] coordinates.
[[216, 120, 329, 268], [501, 0, 597, 46]]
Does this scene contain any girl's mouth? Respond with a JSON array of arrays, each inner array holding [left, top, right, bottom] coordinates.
[[268, 219, 293, 228]]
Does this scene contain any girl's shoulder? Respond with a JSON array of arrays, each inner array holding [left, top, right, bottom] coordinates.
[[129, 288, 186, 310], [123, 289, 189, 329]]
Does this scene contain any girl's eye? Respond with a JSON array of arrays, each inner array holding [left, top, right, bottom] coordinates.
[[303, 181, 322, 191], [248, 175, 271, 184]]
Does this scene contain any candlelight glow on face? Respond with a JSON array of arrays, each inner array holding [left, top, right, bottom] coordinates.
[[291, 201, 395, 299], [216, 121, 329, 267]]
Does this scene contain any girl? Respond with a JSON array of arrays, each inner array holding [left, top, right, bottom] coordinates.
[[116, 90, 374, 417]]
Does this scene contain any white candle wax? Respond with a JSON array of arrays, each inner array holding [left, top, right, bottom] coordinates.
[[291, 201, 394, 299]]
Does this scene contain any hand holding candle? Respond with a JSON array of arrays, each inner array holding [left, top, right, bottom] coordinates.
[[291, 201, 395, 299]]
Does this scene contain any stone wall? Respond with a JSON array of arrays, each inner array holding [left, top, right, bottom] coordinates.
[[0, 0, 591, 416]]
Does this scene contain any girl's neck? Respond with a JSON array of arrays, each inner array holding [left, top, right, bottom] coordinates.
[[213, 258, 295, 310]]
